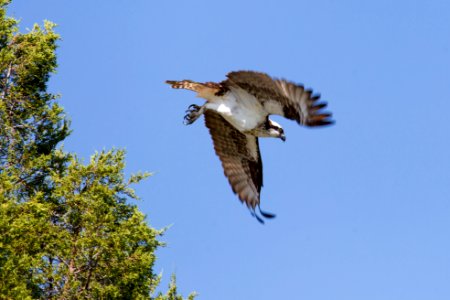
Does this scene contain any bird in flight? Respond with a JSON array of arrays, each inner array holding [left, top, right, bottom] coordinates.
[[166, 71, 334, 223]]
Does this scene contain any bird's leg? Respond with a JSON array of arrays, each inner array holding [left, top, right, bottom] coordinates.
[[184, 104, 205, 125]]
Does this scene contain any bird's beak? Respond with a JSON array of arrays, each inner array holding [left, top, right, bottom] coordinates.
[[280, 133, 286, 142]]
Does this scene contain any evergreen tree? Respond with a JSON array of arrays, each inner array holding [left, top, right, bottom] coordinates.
[[0, 1, 195, 298]]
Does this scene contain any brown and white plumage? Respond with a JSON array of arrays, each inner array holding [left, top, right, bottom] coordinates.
[[166, 70, 334, 223], [204, 111, 264, 213], [224, 71, 333, 126]]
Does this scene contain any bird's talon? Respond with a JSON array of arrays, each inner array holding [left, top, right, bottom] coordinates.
[[188, 104, 200, 110], [183, 112, 198, 125]]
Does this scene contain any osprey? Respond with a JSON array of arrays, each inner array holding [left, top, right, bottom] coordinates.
[[166, 71, 333, 223]]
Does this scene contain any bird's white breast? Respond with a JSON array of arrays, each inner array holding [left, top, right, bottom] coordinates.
[[205, 89, 266, 132]]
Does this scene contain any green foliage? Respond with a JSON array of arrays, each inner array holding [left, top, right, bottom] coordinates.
[[0, 1, 69, 203], [0, 2, 194, 299], [154, 275, 198, 300]]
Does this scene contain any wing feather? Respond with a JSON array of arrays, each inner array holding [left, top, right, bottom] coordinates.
[[224, 70, 334, 126], [204, 110, 263, 210]]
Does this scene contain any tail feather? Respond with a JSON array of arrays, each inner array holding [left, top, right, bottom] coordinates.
[[165, 80, 204, 92]]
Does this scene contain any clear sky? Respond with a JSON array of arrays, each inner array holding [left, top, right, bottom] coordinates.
[[10, 0, 450, 299]]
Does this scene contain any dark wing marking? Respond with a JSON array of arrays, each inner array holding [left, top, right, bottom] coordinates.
[[224, 70, 334, 126], [204, 110, 263, 210]]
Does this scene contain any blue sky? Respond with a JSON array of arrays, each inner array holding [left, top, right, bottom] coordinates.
[[10, 0, 450, 299]]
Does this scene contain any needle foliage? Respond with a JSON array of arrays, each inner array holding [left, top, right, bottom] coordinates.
[[0, 1, 194, 298]]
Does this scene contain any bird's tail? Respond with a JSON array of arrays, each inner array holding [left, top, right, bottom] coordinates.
[[165, 80, 204, 92]]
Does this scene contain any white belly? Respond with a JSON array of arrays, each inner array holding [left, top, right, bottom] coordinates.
[[205, 91, 266, 132]]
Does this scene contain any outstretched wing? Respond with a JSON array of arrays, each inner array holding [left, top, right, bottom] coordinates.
[[224, 70, 334, 126], [204, 110, 263, 210]]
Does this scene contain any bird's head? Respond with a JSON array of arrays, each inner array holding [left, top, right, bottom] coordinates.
[[267, 120, 286, 142]]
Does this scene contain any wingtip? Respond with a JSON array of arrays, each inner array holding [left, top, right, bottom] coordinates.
[[259, 206, 276, 219], [260, 211, 276, 219], [318, 119, 335, 126], [307, 114, 336, 127], [250, 206, 276, 224], [250, 210, 265, 224], [324, 118, 336, 126]]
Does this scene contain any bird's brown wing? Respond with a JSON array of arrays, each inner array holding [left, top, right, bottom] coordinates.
[[224, 70, 334, 126], [204, 110, 263, 210]]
